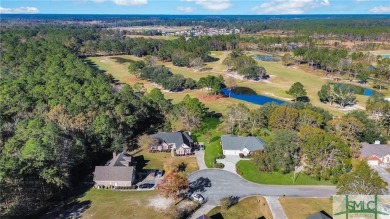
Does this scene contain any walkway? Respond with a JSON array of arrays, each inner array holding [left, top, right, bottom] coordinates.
[[188, 169, 336, 206], [265, 196, 288, 219], [195, 150, 207, 170]]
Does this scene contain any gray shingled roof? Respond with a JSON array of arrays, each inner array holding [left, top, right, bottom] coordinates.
[[361, 142, 390, 158], [110, 152, 132, 167], [306, 211, 332, 219], [94, 166, 134, 182], [151, 132, 193, 148], [221, 135, 264, 151]]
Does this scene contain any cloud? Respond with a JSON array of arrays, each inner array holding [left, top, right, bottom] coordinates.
[[182, 0, 232, 11], [0, 7, 39, 14], [177, 6, 194, 13], [369, 5, 390, 13], [112, 0, 147, 6], [252, 0, 330, 14], [356, 0, 371, 2]]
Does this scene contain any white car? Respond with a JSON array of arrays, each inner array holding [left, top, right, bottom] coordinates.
[[190, 193, 205, 203]]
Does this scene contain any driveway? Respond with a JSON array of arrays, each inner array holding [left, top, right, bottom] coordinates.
[[195, 150, 207, 170], [188, 169, 336, 205], [216, 155, 242, 174], [370, 165, 390, 193]]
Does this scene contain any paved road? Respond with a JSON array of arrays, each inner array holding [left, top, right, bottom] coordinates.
[[188, 169, 336, 205]]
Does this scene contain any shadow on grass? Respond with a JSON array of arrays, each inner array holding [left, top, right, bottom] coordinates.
[[40, 184, 93, 219], [133, 155, 150, 171], [110, 57, 134, 64], [83, 59, 106, 74]]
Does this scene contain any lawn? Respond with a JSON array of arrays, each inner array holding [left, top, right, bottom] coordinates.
[[192, 117, 223, 168], [78, 189, 170, 219], [87, 55, 259, 115], [279, 197, 333, 219], [236, 160, 332, 185], [207, 196, 273, 219], [131, 149, 199, 174]]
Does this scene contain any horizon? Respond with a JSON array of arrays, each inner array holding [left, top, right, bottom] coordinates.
[[1, 0, 389, 15]]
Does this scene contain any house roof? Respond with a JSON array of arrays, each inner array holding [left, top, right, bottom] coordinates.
[[151, 132, 193, 148], [306, 211, 332, 219], [361, 142, 390, 158], [196, 215, 211, 219], [221, 135, 265, 151], [94, 166, 134, 182], [109, 152, 133, 167]]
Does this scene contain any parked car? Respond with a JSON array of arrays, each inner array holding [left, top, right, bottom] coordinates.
[[190, 193, 205, 203], [157, 170, 164, 177], [139, 183, 155, 189]]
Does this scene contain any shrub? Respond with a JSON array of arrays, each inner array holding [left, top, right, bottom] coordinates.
[[214, 163, 225, 168], [239, 153, 244, 158]]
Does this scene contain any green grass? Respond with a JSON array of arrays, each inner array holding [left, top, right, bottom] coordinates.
[[279, 197, 333, 219], [78, 189, 170, 219], [192, 117, 223, 168], [236, 160, 332, 185], [207, 196, 273, 219]]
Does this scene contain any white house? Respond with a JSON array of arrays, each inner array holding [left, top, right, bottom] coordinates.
[[361, 142, 390, 166], [221, 135, 265, 156]]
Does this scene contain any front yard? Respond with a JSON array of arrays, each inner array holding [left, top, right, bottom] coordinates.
[[236, 160, 332, 185], [207, 196, 273, 219], [279, 197, 333, 219], [132, 149, 199, 174]]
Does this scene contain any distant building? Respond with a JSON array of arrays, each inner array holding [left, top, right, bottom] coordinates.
[[150, 132, 194, 155], [360, 142, 390, 166], [93, 152, 136, 187], [221, 135, 265, 156]]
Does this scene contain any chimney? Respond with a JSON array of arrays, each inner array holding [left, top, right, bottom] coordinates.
[[113, 152, 117, 159]]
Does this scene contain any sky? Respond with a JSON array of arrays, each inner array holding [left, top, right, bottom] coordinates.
[[0, 0, 389, 15]]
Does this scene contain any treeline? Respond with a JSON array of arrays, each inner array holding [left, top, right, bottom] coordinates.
[[226, 102, 383, 182], [0, 31, 168, 216], [2, 15, 390, 40]]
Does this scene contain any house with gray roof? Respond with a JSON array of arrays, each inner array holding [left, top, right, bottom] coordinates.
[[221, 135, 265, 156], [150, 132, 193, 155], [93, 152, 136, 187]]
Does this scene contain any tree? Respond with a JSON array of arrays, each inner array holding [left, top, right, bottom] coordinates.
[[144, 55, 157, 67], [133, 82, 147, 94], [269, 106, 299, 130], [137, 134, 159, 150], [157, 170, 189, 200], [337, 161, 387, 195], [287, 82, 307, 101], [318, 84, 334, 105], [263, 130, 300, 173], [170, 95, 205, 131], [238, 65, 267, 80], [224, 103, 250, 134], [225, 76, 237, 95], [128, 60, 146, 78], [282, 53, 294, 66], [197, 75, 225, 95]]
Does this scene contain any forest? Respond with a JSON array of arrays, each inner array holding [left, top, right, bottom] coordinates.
[[1, 17, 390, 217]]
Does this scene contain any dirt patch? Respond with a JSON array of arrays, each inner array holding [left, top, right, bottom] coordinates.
[[198, 94, 224, 102], [148, 196, 174, 211]]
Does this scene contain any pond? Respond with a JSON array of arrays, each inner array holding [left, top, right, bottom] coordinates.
[[221, 88, 285, 105], [330, 83, 379, 97], [253, 54, 280, 62]]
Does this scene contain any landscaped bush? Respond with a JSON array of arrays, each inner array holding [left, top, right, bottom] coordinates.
[[216, 154, 225, 159], [214, 163, 225, 168], [239, 153, 245, 158], [236, 166, 243, 176]]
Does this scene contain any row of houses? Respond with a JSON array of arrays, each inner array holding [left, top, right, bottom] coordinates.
[[93, 132, 265, 187]]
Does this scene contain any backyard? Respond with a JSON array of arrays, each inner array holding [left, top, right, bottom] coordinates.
[[279, 197, 333, 219], [207, 196, 273, 219], [236, 160, 332, 185]]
